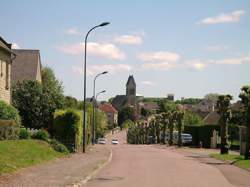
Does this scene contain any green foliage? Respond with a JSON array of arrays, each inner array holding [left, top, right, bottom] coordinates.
[[12, 80, 48, 129], [0, 140, 67, 174], [204, 93, 220, 103], [19, 128, 31, 139], [95, 110, 108, 139], [49, 139, 69, 153], [0, 120, 20, 140], [118, 106, 135, 126], [175, 98, 202, 105], [184, 125, 220, 148], [0, 101, 21, 125], [53, 109, 83, 152], [158, 100, 177, 113], [32, 129, 50, 141], [63, 96, 78, 109], [127, 121, 148, 144], [122, 119, 134, 129], [141, 107, 151, 117], [183, 111, 203, 126]]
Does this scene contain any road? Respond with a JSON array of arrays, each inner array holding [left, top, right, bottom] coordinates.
[[84, 131, 236, 187]]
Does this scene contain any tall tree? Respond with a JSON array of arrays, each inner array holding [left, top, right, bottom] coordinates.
[[239, 86, 250, 159], [162, 112, 170, 144], [176, 109, 184, 147], [118, 106, 135, 128], [217, 95, 232, 154]]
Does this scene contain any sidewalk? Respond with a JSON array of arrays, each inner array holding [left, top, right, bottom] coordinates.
[[0, 145, 111, 187]]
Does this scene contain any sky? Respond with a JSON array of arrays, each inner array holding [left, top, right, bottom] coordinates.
[[1, 0, 250, 101]]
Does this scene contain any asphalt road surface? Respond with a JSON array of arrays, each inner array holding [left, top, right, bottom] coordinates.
[[84, 131, 236, 187]]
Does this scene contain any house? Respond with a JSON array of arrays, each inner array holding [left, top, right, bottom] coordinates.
[[11, 49, 42, 84], [137, 102, 159, 114], [112, 75, 136, 111], [0, 37, 15, 104], [203, 111, 220, 125], [99, 103, 118, 127]]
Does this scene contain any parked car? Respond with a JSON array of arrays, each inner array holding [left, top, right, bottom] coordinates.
[[173, 132, 192, 145], [111, 139, 119, 145], [97, 138, 107, 144]]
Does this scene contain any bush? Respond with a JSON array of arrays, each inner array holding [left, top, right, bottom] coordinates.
[[53, 109, 83, 152], [49, 139, 69, 153], [184, 125, 220, 148], [19, 128, 31, 139], [0, 101, 21, 125], [32, 129, 50, 141], [0, 120, 20, 140]]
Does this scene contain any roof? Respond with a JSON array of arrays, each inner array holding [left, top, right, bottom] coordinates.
[[203, 111, 220, 125], [11, 49, 42, 83], [126, 75, 136, 86], [111, 95, 127, 111], [231, 101, 242, 111], [99, 104, 118, 113], [139, 102, 159, 110], [0, 36, 13, 54]]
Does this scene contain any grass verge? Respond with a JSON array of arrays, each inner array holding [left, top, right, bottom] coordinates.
[[0, 140, 68, 174], [210, 153, 250, 171]]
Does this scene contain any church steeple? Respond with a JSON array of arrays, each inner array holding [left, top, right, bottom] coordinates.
[[126, 75, 136, 97]]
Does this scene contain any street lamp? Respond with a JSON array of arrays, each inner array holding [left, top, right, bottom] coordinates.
[[96, 90, 106, 100], [83, 22, 110, 153], [92, 71, 108, 145]]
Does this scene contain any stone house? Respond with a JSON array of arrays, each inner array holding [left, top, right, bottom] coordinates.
[[0, 37, 15, 104], [99, 103, 118, 127], [11, 49, 42, 84]]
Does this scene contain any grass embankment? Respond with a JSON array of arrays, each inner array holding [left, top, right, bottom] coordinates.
[[210, 153, 250, 171], [0, 140, 68, 174]]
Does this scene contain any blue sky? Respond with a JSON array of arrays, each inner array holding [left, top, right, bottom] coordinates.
[[1, 0, 250, 101]]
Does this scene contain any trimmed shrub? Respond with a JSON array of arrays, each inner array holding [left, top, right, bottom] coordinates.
[[49, 139, 69, 153], [53, 109, 83, 152], [32, 129, 50, 141], [0, 101, 21, 125], [184, 125, 220, 148], [19, 128, 31, 139], [0, 120, 20, 140]]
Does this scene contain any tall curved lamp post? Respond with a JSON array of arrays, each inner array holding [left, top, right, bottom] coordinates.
[[92, 71, 108, 145], [83, 22, 110, 153]]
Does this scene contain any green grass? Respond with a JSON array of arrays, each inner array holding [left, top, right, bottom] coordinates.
[[0, 140, 68, 174], [210, 153, 250, 170]]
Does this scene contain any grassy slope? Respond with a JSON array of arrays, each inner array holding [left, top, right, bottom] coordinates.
[[0, 140, 67, 174], [210, 153, 250, 170]]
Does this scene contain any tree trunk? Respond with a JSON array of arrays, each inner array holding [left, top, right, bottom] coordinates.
[[162, 124, 166, 144], [244, 125, 250, 159], [169, 123, 173, 146], [220, 122, 229, 154], [177, 122, 182, 147], [156, 124, 160, 143]]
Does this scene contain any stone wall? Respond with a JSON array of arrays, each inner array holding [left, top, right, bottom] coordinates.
[[0, 49, 11, 104]]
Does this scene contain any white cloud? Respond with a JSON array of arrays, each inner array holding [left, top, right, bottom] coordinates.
[[138, 51, 180, 62], [141, 81, 154, 86], [211, 56, 250, 65], [186, 60, 207, 71], [200, 10, 245, 24], [65, 27, 81, 35], [206, 45, 228, 52], [72, 64, 132, 76], [114, 35, 142, 45], [141, 62, 177, 71], [11, 43, 20, 49], [56, 42, 126, 60]]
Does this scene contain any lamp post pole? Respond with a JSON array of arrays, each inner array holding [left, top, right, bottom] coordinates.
[[83, 22, 110, 153], [92, 71, 108, 145]]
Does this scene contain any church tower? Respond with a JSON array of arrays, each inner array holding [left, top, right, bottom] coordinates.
[[126, 75, 136, 107]]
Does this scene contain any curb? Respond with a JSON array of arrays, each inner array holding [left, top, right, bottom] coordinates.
[[71, 148, 113, 187]]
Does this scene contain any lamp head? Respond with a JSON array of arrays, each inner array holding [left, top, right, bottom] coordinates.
[[102, 71, 108, 74], [99, 22, 110, 27]]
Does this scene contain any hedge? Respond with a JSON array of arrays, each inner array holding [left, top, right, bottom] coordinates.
[[53, 109, 84, 152], [184, 125, 220, 148], [0, 120, 20, 140], [0, 101, 21, 125]]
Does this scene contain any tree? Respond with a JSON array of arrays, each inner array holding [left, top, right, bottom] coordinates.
[[183, 111, 203, 126], [239, 86, 250, 159], [118, 106, 135, 127], [176, 110, 184, 147], [217, 95, 232, 154], [204, 93, 220, 103], [42, 67, 65, 110], [141, 107, 151, 117], [161, 112, 170, 144], [64, 96, 78, 109], [12, 80, 46, 129]]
